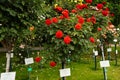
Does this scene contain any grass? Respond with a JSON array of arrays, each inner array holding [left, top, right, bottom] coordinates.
[[0, 46, 120, 80]]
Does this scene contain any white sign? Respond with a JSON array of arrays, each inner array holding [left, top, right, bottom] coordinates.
[[107, 48, 112, 52], [94, 51, 98, 56], [100, 60, 110, 68], [93, 49, 95, 53], [59, 68, 71, 77], [1, 72, 16, 80], [116, 50, 118, 54], [25, 57, 34, 65], [113, 39, 117, 42], [6, 53, 14, 58]]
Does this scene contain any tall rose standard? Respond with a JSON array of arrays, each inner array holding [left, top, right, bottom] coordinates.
[[44, 1, 112, 80]]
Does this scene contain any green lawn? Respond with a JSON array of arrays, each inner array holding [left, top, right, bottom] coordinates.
[[1, 48, 120, 80]]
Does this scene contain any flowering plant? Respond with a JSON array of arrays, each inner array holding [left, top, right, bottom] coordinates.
[[44, 0, 114, 62]]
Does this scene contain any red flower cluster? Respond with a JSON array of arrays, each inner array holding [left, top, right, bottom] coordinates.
[[35, 57, 42, 63], [64, 36, 72, 44], [55, 30, 63, 39], [75, 23, 82, 30], [97, 4, 103, 9], [50, 61, 56, 67], [71, 9, 77, 13], [76, 4, 87, 10], [85, 0, 92, 3], [89, 37, 95, 43], [45, 17, 59, 26]]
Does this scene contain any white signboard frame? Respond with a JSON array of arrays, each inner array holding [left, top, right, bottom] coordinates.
[[1, 72, 16, 80], [100, 60, 110, 68], [59, 68, 71, 77], [25, 57, 34, 65]]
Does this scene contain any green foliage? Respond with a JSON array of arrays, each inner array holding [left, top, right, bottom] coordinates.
[[0, 0, 42, 48]]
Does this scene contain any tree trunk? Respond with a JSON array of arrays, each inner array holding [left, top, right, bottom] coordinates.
[[61, 60, 66, 80], [6, 51, 11, 72]]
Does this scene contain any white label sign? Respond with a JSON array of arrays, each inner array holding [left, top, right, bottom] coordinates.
[[59, 68, 71, 77], [107, 48, 112, 52], [25, 57, 34, 65], [116, 50, 118, 54], [1, 72, 16, 80], [6, 53, 14, 58], [100, 60, 110, 68], [94, 51, 98, 56], [113, 39, 117, 42]]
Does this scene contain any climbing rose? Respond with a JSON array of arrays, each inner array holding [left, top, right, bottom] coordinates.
[[89, 37, 95, 43], [50, 61, 56, 67], [102, 2, 107, 5], [97, 4, 103, 9], [85, 0, 92, 3], [64, 36, 72, 44], [35, 57, 42, 63], [97, 27, 102, 31], [55, 30, 63, 39], [75, 23, 82, 30], [102, 10, 109, 16], [45, 19, 52, 26], [51, 17, 58, 23]]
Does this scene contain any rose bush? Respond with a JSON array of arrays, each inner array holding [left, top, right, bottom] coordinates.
[[44, 0, 114, 64]]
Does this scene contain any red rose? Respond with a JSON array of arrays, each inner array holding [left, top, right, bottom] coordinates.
[[55, 30, 63, 39], [75, 23, 82, 30], [45, 19, 52, 26], [51, 17, 58, 23], [97, 4, 103, 9], [102, 2, 107, 5], [82, 4, 88, 9], [89, 37, 95, 43], [50, 61, 56, 67], [35, 57, 42, 63], [90, 16, 96, 24], [78, 17, 84, 24], [86, 18, 91, 22], [64, 36, 72, 44], [110, 13, 114, 17], [85, 0, 92, 3], [62, 10, 69, 18], [97, 27, 102, 31], [59, 15, 64, 19], [105, 7, 109, 11], [71, 9, 77, 13], [55, 6, 63, 12], [102, 10, 109, 16]]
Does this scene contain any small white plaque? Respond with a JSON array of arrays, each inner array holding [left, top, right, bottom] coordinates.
[[116, 50, 118, 54], [113, 39, 117, 42], [6, 53, 14, 58], [11, 53, 14, 58], [94, 51, 98, 56], [25, 57, 34, 65], [1, 72, 16, 80], [93, 49, 95, 53], [59, 68, 71, 77], [107, 48, 112, 52], [100, 60, 110, 68]]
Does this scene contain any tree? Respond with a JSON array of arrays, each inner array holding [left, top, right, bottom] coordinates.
[[0, 0, 42, 72]]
